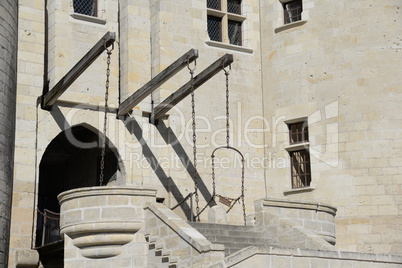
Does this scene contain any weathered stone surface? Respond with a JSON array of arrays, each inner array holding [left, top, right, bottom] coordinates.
[[15, 249, 39, 268], [208, 205, 227, 224], [0, 1, 18, 266]]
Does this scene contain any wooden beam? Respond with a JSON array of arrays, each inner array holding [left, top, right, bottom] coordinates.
[[151, 53, 233, 122], [41, 31, 116, 110], [118, 48, 199, 116]]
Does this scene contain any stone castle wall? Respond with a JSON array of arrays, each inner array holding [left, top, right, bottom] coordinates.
[[260, 0, 402, 254], [8, 0, 402, 266], [0, 1, 18, 266]]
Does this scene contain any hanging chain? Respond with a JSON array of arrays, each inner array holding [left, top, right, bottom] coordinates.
[[223, 65, 231, 148], [188, 59, 200, 221], [211, 155, 216, 197], [241, 157, 246, 225], [99, 42, 113, 186]]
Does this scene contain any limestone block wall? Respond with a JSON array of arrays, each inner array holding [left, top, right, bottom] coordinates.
[[260, 0, 402, 254], [9, 0, 46, 267], [47, 0, 119, 105], [119, 0, 152, 110], [11, 0, 402, 265], [0, 1, 18, 266]]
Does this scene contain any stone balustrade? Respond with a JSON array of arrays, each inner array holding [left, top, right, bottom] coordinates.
[[255, 198, 337, 247], [58, 186, 156, 259]]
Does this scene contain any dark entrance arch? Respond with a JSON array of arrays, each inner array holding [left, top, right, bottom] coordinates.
[[35, 124, 123, 249]]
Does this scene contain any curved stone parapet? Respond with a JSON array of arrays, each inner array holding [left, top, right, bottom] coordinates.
[[58, 186, 156, 258], [256, 198, 337, 245]]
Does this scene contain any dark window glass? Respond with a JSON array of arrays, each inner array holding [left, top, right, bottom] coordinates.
[[283, 0, 302, 24], [208, 16, 222, 42], [288, 121, 308, 144], [290, 150, 311, 188], [207, 0, 221, 10], [228, 20, 242, 45], [227, 0, 241, 14], [74, 0, 97, 16]]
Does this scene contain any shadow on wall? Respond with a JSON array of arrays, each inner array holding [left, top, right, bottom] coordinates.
[[124, 117, 216, 221]]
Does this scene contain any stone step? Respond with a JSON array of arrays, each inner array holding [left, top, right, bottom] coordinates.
[[203, 235, 270, 245], [190, 222, 258, 231], [145, 235, 178, 268], [189, 222, 271, 256], [192, 229, 267, 240], [189, 223, 266, 237]]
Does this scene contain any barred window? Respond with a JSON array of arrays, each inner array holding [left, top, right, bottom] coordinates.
[[283, 0, 302, 24], [207, 0, 221, 10], [74, 0, 97, 17], [286, 120, 311, 189], [228, 20, 241, 46], [207, 0, 245, 46], [289, 121, 308, 144], [290, 150, 311, 188], [227, 0, 241, 14], [208, 16, 222, 42]]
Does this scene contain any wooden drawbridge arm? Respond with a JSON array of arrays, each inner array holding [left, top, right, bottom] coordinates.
[[118, 48, 199, 116], [41, 31, 116, 110], [150, 53, 233, 122]]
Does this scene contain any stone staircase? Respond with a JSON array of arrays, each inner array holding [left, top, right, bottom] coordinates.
[[145, 235, 178, 268], [189, 222, 271, 256]]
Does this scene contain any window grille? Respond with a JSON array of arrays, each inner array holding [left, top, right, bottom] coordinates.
[[74, 0, 97, 17], [287, 120, 311, 189], [208, 16, 222, 42], [227, 0, 241, 14], [207, 0, 221, 10], [290, 150, 311, 188], [289, 121, 308, 144], [228, 20, 242, 45], [283, 0, 302, 24], [206, 0, 245, 46]]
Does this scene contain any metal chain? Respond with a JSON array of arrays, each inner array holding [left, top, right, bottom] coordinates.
[[224, 66, 231, 147], [188, 59, 200, 221], [241, 157, 246, 225], [99, 44, 113, 186], [211, 154, 216, 197], [36, 209, 60, 221]]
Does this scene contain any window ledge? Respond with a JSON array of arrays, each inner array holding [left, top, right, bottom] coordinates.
[[70, 13, 107, 25], [205, 41, 253, 54], [207, 8, 226, 17], [284, 142, 309, 152], [275, 20, 307, 34], [283, 186, 315, 196]]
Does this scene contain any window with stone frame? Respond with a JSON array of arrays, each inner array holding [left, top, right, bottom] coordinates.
[[282, 0, 302, 24], [287, 121, 311, 189], [207, 0, 245, 46], [73, 0, 97, 17]]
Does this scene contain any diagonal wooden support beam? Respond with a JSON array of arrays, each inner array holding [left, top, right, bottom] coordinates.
[[118, 48, 199, 116], [151, 53, 233, 122], [41, 31, 116, 110]]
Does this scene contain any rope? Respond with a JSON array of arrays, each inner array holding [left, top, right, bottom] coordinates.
[[99, 42, 113, 186]]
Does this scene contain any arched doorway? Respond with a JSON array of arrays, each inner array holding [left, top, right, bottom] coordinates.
[[35, 125, 123, 248]]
